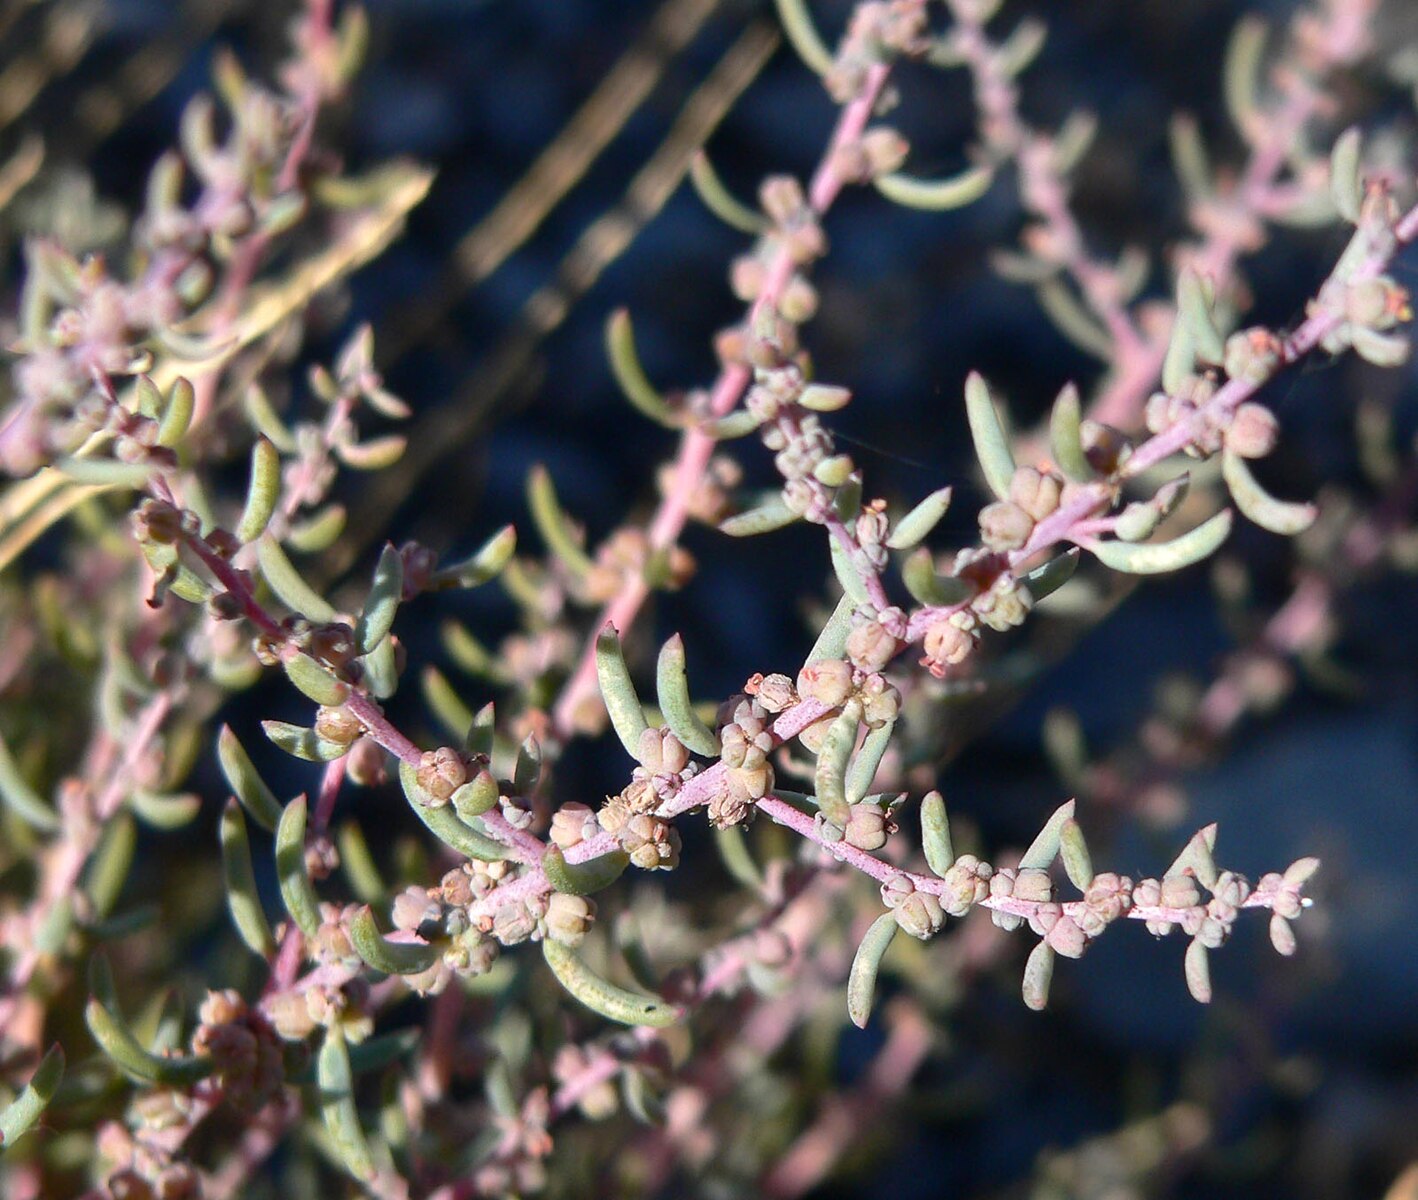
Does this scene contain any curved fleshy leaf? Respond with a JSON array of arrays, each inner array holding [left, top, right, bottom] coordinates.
[[220, 800, 275, 957], [595, 625, 649, 758], [1184, 936, 1212, 1003], [235, 436, 280, 543], [845, 719, 895, 806], [542, 939, 680, 1027], [0, 728, 59, 832], [1059, 818, 1094, 891], [1021, 940, 1056, 1011], [355, 543, 403, 654], [431, 524, 517, 590], [218, 724, 283, 830], [807, 594, 855, 662], [1177, 269, 1224, 364], [318, 1024, 377, 1181], [542, 844, 630, 896], [1222, 449, 1316, 535], [529, 466, 593, 577], [920, 791, 955, 877], [847, 913, 899, 1029], [965, 372, 1015, 500], [85, 990, 212, 1087], [281, 652, 349, 707], [1088, 509, 1233, 575], [0, 1044, 64, 1154], [256, 535, 337, 623], [1329, 126, 1362, 224], [655, 634, 719, 757], [607, 310, 678, 428], [719, 494, 800, 537], [875, 164, 993, 210], [688, 152, 767, 234], [814, 699, 862, 829], [262, 720, 347, 763], [886, 487, 953, 550], [1049, 383, 1094, 483], [348, 906, 440, 975], [902, 547, 973, 608], [276, 795, 322, 938], [398, 761, 510, 861], [1023, 548, 1080, 601], [772, 0, 833, 74], [1019, 799, 1076, 870]]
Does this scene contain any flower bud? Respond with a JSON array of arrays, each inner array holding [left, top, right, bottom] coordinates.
[[314, 704, 362, 746], [858, 672, 900, 728], [620, 813, 681, 870], [978, 500, 1034, 551], [1081, 421, 1133, 475], [748, 672, 798, 712], [797, 659, 855, 707], [1225, 402, 1278, 459], [1160, 875, 1201, 909], [760, 175, 807, 225], [1343, 275, 1411, 328], [780, 274, 819, 323], [796, 713, 837, 754], [1013, 867, 1054, 902], [1197, 914, 1229, 949], [844, 803, 890, 851], [1008, 466, 1063, 521], [941, 854, 992, 916], [880, 872, 915, 908], [860, 127, 910, 176], [1027, 901, 1063, 937], [545, 893, 596, 946], [416, 746, 470, 804], [921, 620, 974, 676], [493, 902, 540, 946], [550, 802, 597, 850], [846, 619, 897, 672], [345, 736, 387, 787], [893, 892, 945, 939], [637, 726, 690, 775], [1045, 915, 1088, 958], [730, 255, 766, 302], [1223, 327, 1282, 384]]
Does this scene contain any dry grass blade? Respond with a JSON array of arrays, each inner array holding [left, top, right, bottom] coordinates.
[[0, 2, 97, 133], [0, 163, 433, 573], [323, 18, 779, 583], [377, 0, 722, 365]]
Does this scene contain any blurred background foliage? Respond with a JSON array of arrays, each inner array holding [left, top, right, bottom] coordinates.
[[2, 0, 1417, 1196]]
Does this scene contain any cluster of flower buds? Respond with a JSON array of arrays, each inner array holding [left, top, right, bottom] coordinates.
[[6, 249, 172, 475], [2, 45, 337, 478], [908, 516, 1060, 673], [1145, 372, 1280, 463], [881, 872, 947, 939], [579, 528, 696, 605], [97, 1115, 201, 1200], [711, 698, 775, 828], [468, 1087, 553, 1197], [794, 656, 900, 748], [265, 974, 373, 1045], [189, 990, 285, 1114], [978, 464, 1065, 551], [842, 798, 1318, 1025], [631, 726, 700, 806], [824, 1, 929, 103], [598, 800, 682, 870]]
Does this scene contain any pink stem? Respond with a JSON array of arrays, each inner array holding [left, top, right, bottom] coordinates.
[[551, 57, 901, 737]]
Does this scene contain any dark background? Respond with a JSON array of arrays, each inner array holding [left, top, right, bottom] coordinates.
[[9, 0, 1418, 1195]]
